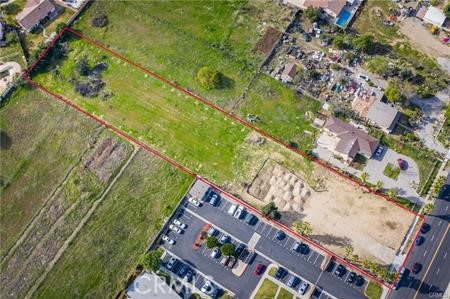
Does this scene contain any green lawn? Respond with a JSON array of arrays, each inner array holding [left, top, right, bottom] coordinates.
[[383, 163, 400, 180], [237, 74, 322, 152], [33, 151, 193, 298], [254, 279, 279, 299], [365, 281, 382, 299], [31, 35, 314, 187], [276, 288, 293, 299], [0, 86, 98, 256], [72, 0, 292, 109]]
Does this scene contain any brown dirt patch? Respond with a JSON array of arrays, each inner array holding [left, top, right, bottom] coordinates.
[[253, 27, 282, 54]]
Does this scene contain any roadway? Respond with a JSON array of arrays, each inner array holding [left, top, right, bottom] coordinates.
[[389, 174, 450, 299]]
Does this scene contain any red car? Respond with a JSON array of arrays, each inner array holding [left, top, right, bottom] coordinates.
[[412, 263, 422, 274], [253, 263, 265, 275], [397, 158, 407, 170]]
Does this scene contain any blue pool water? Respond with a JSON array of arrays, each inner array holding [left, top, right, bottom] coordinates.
[[336, 10, 352, 27]]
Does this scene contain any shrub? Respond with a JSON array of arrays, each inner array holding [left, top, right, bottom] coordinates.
[[197, 66, 221, 90], [385, 81, 401, 102], [91, 14, 108, 27], [304, 7, 321, 22], [206, 236, 220, 249], [261, 202, 280, 220], [444, 3, 450, 18], [139, 249, 163, 272], [221, 243, 236, 257]]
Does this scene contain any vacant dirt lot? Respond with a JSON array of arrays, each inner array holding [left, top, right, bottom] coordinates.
[[249, 161, 415, 265]]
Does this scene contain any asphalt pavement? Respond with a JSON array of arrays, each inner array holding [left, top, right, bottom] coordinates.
[[389, 175, 450, 299]]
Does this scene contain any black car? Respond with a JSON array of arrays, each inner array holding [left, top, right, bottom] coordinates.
[[420, 223, 431, 234], [184, 270, 194, 283], [245, 213, 257, 225], [299, 243, 309, 255], [347, 272, 356, 283], [275, 267, 286, 280], [415, 235, 425, 246], [355, 275, 365, 286], [275, 230, 286, 240], [235, 243, 246, 257], [334, 264, 346, 277], [412, 263, 422, 274]]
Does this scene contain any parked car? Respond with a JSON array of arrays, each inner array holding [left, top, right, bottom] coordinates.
[[415, 236, 425, 246], [286, 275, 299, 288], [274, 267, 286, 280], [201, 280, 218, 297], [253, 263, 265, 275], [178, 264, 189, 278], [234, 205, 245, 219], [220, 256, 230, 266], [420, 223, 431, 234], [397, 158, 407, 170], [358, 73, 369, 81], [235, 243, 246, 257], [226, 256, 236, 269], [299, 243, 309, 254], [207, 226, 218, 237], [275, 230, 286, 240], [298, 282, 309, 295], [355, 275, 365, 286], [334, 264, 345, 277], [227, 204, 237, 216], [209, 193, 220, 206], [347, 272, 356, 283], [173, 219, 187, 229], [166, 257, 177, 270], [161, 235, 175, 245], [375, 145, 385, 157], [412, 263, 422, 274], [291, 242, 300, 252], [393, 268, 406, 290], [210, 247, 221, 259], [245, 213, 257, 225], [188, 196, 201, 207], [169, 224, 183, 234], [219, 234, 230, 244], [184, 270, 194, 283]]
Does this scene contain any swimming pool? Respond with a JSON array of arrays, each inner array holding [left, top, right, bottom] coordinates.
[[336, 10, 352, 28]]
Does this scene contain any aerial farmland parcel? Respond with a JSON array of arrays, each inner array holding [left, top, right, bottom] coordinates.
[[28, 29, 415, 276]]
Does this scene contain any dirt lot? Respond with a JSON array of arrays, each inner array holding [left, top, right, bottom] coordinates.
[[400, 18, 450, 59], [249, 160, 415, 265], [254, 27, 282, 54]]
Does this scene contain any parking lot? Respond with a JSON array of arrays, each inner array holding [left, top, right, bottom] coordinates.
[[158, 179, 368, 299]]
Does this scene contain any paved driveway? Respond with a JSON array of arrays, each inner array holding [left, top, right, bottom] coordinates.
[[364, 148, 422, 204]]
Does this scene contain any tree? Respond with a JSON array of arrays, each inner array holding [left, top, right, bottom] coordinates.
[[197, 66, 221, 90], [423, 203, 434, 215], [387, 188, 398, 200], [444, 3, 450, 18], [206, 236, 220, 249], [332, 35, 346, 49], [304, 7, 321, 22], [365, 56, 389, 76], [292, 221, 313, 237], [55, 22, 66, 33], [139, 249, 163, 272], [374, 180, 383, 191], [262, 202, 281, 220], [221, 243, 236, 257], [351, 254, 359, 265], [354, 34, 374, 53], [360, 172, 369, 184], [385, 81, 401, 102], [431, 176, 445, 197], [344, 245, 353, 259]]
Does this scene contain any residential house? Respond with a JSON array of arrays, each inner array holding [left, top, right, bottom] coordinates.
[[323, 115, 379, 162], [302, 0, 347, 18], [352, 89, 400, 133], [422, 6, 447, 28], [281, 63, 297, 83], [16, 0, 56, 32]]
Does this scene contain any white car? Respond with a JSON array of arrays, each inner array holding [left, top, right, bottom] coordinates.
[[227, 204, 237, 216], [234, 205, 245, 219], [169, 224, 183, 234], [357, 73, 369, 81], [201, 280, 217, 296], [162, 235, 175, 245], [173, 219, 187, 229], [210, 247, 221, 259], [188, 196, 201, 207]]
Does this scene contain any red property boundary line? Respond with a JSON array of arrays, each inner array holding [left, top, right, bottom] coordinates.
[[22, 27, 424, 290]]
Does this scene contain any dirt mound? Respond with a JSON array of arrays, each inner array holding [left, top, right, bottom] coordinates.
[[84, 138, 128, 182], [253, 27, 282, 54]]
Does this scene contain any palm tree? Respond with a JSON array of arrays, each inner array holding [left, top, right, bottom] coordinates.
[[375, 180, 383, 191], [360, 171, 369, 184], [351, 254, 360, 265], [387, 188, 398, 200], [344, 245, 353, 259]]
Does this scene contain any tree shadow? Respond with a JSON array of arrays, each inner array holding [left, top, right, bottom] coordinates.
[[0, 130, 12, 150], [310, 234, 352, 247], [218, 74, 235, 90]]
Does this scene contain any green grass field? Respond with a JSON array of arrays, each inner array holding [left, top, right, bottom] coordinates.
[[33, 151, 193, 298], [276, 287, 293, 299], [0, 86, 99, 256], [72, 0, 292, 109], [254, 279, 278, 299], [237, 74, 321, 152]]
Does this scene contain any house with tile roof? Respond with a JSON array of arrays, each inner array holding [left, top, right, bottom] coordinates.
[[323, 115, 379, 162], [16, 0, 56, 32]]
